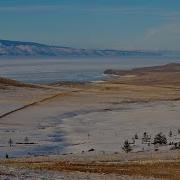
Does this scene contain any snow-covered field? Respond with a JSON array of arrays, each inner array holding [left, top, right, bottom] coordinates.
[[62, 101, 180, 153], [0, 91, 180, 158]]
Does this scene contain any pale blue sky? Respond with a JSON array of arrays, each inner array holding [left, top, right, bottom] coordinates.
[[0, 0, 180, 50]]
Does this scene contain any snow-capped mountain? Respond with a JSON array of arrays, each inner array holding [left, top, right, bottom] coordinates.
[[0, 39, 169, 57]]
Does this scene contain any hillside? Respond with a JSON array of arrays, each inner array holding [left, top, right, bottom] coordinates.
[[0, 39, 163, 57], [104, 63, 180, 86], [0, 76, 45, 89]]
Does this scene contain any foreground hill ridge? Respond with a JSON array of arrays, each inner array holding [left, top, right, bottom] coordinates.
[[0, 39, 171, 57]]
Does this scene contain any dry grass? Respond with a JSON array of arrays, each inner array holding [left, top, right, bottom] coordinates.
[[0, 77, 55, 90], [2, 159, 180, 179], [104, 63, 180, 87]]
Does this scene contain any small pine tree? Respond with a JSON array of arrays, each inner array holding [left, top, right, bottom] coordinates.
[[169, 130, 172, 137], [122, 140, 132, 153], [8, 138, 13, 147], [154, 132, 167, 145], [142, 131, 150, 143], [134, 133, 138, 139], [143, 132, 147, 138]]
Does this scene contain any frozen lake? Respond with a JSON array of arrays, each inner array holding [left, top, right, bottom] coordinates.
[[0, 57, 180, 83]]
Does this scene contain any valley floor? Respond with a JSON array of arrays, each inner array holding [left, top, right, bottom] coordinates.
[[0, 63, 180, 179]]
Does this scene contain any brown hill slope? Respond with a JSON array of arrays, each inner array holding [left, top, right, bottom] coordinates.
[[0, 77, 43, 89], [105, 63, 180, 86]]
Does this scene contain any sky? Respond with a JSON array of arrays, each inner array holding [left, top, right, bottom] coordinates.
[[0, 0, 180, 50]]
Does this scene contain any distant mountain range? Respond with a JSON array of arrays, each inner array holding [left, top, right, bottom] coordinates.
[[0, 39, 179, 57]]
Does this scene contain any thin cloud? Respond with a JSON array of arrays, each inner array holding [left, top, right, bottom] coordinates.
[[145, 24, 180, 39], [138, 23, 180, 50], [0, 5, 65, 12], [0, 4, 179, 24], [0, 4, 172, 16], [162, 12, 180, 21]]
